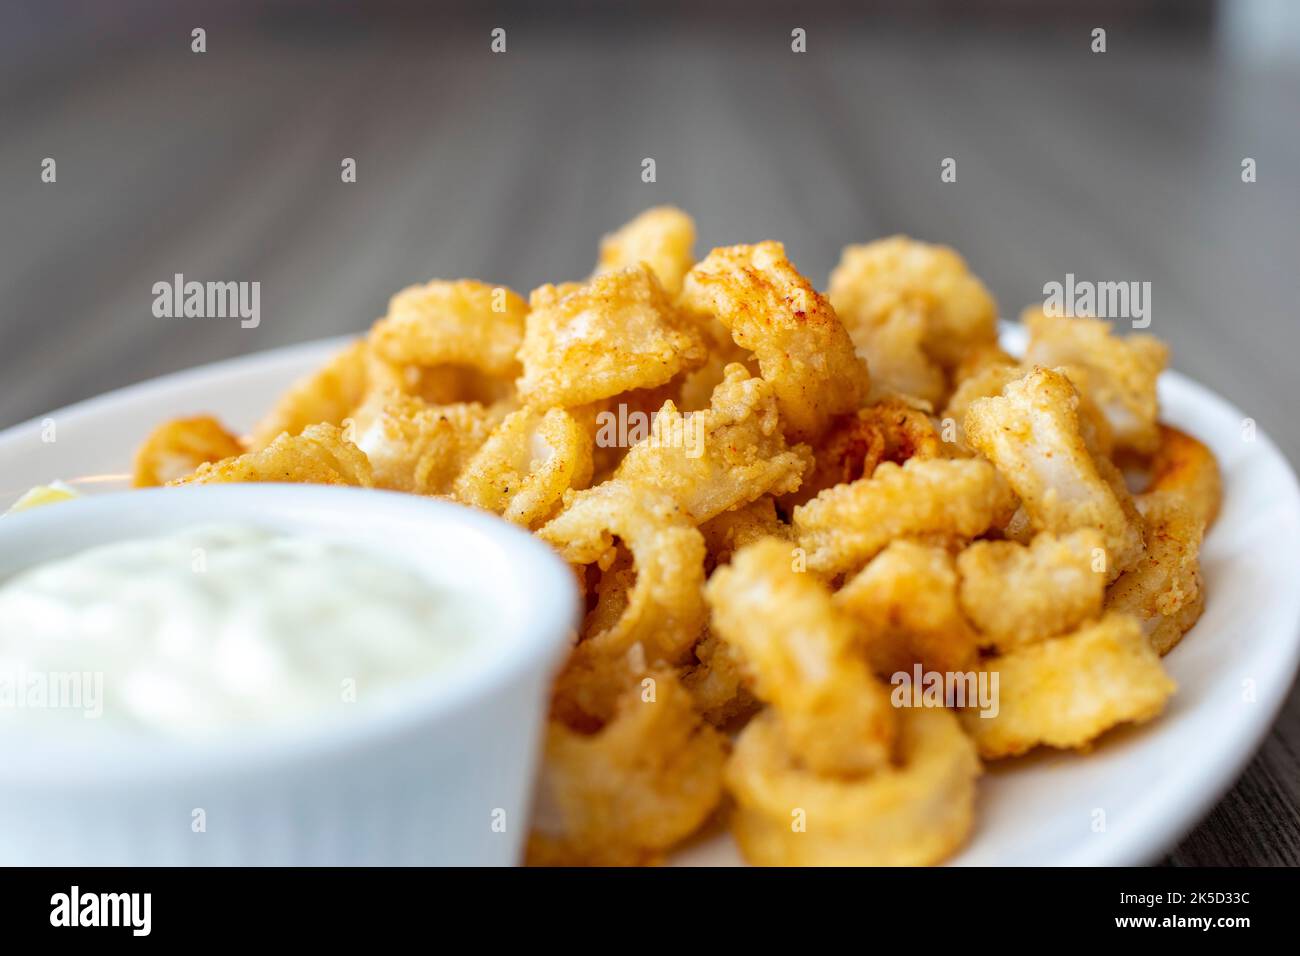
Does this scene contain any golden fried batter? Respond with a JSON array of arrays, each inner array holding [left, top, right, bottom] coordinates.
[[134, 415, 245, 487], [682, 242, 870, 442]]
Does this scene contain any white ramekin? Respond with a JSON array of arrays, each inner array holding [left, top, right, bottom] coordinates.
[[0, 485, 579, 865]]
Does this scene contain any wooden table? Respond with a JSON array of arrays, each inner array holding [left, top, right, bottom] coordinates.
[[1, 18, 1296, 865]]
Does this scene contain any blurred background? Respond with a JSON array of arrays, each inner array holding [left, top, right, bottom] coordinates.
[[1, 0, 1298, 864]]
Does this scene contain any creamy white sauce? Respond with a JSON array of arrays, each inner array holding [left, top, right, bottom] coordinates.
[[0, 525, 481, 737]]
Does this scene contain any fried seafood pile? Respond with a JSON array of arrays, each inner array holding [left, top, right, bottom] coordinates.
[[136, 207, 1220, 866]]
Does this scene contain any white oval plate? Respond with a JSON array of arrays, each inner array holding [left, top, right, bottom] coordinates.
[[2, 332, 1298, 866]]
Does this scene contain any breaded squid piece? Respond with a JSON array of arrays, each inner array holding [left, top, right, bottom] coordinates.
[[347, 391, 502, 495], [786, 397, 943, 506], [727, 707, 980, 866], [1023, 308, 1168, 454], [956, 529, 1107, 651], [170, 423, 373, 487], [940, 363, 1023, 454], [961, 613, 1175, 759], [612, 364, 812, 523], [538, 481, 706, 664], [247, 339, 372, 451], [1106, 492, 1206, 656], [364, 348, 516, 407], [681, 242, 870, 442], [792, 458, 1014, 577], [952, 343, 1017, 386], [134, 416, 245, 487], [1142, 424, 1222, 530], [835, 540, 982, 676], [453, 406, 595, 528], [594, 206, 696, 296], [369, 278, 528, 379], [681, 627, 761, 727], [529, 662, 726, 866], [698, 495, 790, 567], [829, 236, 999, 374], [854, 309, 947, 406], [964, 366, 1145, 576], [706, 539, 897, 777], [517, 266, 707, 408]]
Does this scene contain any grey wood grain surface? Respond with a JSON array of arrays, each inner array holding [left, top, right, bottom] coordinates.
[[1, 15, 1296, 865]]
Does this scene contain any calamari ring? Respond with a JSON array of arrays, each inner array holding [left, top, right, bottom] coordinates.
[[594, 206, 696, 296], [134, 415, 244, 487], [612, 364, 812, 523], [348, 391, 503, 495], [792, 457, 1014, 578], [726, 707, 980, 866], [786, 396, 942, 506], [956, 529, 1107, 652], [1023, 308, 1168, 454], [1142, 424, 1222, 530], [369, 278, 528, 379], [538, 480, 706, 664], [963, 366, 1145, 577], [960, 612, 1175, 759], [681, 241, 870, 442], [706, 538, 896, 777], [528, 663, 727, 866], [247, 339, 371, 451], [517, 266, 707, 409], [170, 423, 373, 488], [453, 406, 595, 528], [1106, 491, 1205, 656], [835, 540, 982, 676]]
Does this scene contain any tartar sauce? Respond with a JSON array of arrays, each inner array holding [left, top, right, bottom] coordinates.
[[0, 525, 482, 736]]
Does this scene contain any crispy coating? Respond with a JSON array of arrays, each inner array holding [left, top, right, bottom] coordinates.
[[538, 481, 707, 664], [1107, 491, 1206, 655], [369, 278, 527, 379], [518, 266, 707, 408], [171, 423, 373, 487], [349, 391, 502, 495], [706, 539, 897, 777], [852, 308, 946, 406], [787, 397, 943, 505], [792, 458, 1014, 577], [698, 495, 790, 567], [128, 208, 1221, 868], [957, 530, 1107, 651], [594, 206, 696, 296], [835, 540, 982, 676], [681, 242, 870, 442], [681, 627, 761, 727], [940, 363, 1023, 454], [964, 366, 1145, 576], [247, 339, 372, 451], [727, 707, 980, 866], [133, 415, 245, 487], [952, 343, 1017, 386], [829, 236, 999, 376], [961, 613, 1175, 758], [1142, 424, 1222, 530], [612, 364, 812, 523], [529, 662, 726, 866], [453, 406, 595, 528], [1023, 308, 1168, 454]]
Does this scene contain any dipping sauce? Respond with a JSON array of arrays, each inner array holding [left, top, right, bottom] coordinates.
[[0, 525, 481, 736]]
